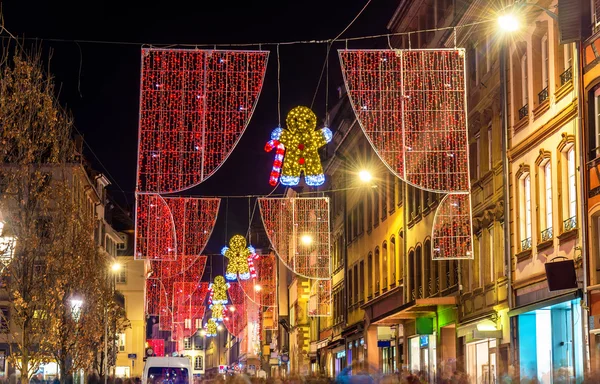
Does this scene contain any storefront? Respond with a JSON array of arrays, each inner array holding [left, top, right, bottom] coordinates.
[[346, 337, 365, 369], [457, 317, 503, 384], [511, 293, 584, 383], [408, 334, 436, 380]]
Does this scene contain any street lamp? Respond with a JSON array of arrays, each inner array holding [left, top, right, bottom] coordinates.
[[358, 170, 372, 183], [111, 262, 122, 272], [70, 297, 83, 384], [300, 234, 313, 246], [498, 14, 519, 32]]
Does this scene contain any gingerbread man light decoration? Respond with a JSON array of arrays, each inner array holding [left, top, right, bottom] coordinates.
[[210, 303, 227, 322], [204, 318, 218, 337], [208, 275, 230, 304], [265, 106, 332, 186], [222, 234, 258, 281]]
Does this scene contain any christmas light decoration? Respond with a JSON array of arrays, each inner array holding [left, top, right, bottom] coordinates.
[[224, 282, 247, 337], [258, 197, 331, 279], [309, 279, 331, 317], [135, 196, 219, 260], [137, 49, 269, 193], [432, 194, 473, 260], [204, 318, 218, 337], [208, 275, 230, 304], [147, 339, 165, 357], [338, 49, 469, 194], [265, 106, 332, 187], [210, 303, 226, 322], [240, 254, 277, 308], [222, 235, 258, 281]]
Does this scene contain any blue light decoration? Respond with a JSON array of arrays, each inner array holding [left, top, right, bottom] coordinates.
[[264, 106, 332, 187]]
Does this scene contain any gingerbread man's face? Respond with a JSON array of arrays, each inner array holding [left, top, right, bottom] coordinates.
[[214, 275, 226, 286], [286, 106, 317, 133], [229, 234, 247, 250]]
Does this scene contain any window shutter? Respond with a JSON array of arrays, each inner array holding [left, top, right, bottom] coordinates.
[[558, 0, 582, 44]]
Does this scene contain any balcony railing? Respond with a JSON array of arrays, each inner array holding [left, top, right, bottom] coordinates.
[[560, 67, 573, 86], [538, 87, 549, 104], [521, 237, 532, 251], [563, 216, 577, 232], [519, 104, 529, 120], [541, 227, 553, 242]]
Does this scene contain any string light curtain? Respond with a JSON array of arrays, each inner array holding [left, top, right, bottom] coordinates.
[[136, 48, 269, 193], [135, 196, 219, 260], [339, 49, 473, 260], [258, 197, 331, 279], [338, 49, 469, 193], [432, 194, 473, 260], [224, 282, 247, 337], [239, 253, 277, 307], [308, 279, 331, 317]]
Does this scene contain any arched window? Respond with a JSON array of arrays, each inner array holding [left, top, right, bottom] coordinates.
[[375, 247, 381, 294], [390, 237, 396, 286], [408, 250, 415, 300], [416, 246, 422, 298], [367, 253, 373, 298], [382, 242, 388, 290], [424, 240, 431, 298]]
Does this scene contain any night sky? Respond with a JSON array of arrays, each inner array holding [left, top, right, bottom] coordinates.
[[3, 0, 399, 255]]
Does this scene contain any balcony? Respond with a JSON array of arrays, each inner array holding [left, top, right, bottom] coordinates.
[[518, 104, 529, 120], [560, 67, 573, 86], [563, 216, 577, 232], [538, 87, 549, 104], [521, 237, 532, 251], [541, 227, 553, 242]]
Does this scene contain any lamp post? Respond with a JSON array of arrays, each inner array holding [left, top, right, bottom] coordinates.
[[70, 297, 83, 384]]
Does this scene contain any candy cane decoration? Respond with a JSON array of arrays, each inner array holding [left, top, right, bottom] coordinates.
[[247, 246, 260, 279], [265, 139, 285, 186]]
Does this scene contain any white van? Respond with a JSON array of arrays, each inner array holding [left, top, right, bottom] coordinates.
[[142, 357, 192, 384]]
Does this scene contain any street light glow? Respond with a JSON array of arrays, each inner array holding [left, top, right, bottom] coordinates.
[[229, 306, 236, 312], [300, 234, 313, 246], [498, 14, 519, 32], [358, 170, 372, 183], [254, 284, 262, 292], [217, 325, 223, 331], [200, 329, 206, 336], [111, 262, 122, 272]]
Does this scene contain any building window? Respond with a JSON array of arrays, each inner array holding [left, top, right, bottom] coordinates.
[[374, 248, 380, 294], [521, 54, 529, 106], [521, 174, 532, 250], [489, 225, 495, 283], [353, 265, 359, 305], [0, 308, 8, 333], [544, 161, 553, 239], [348, 269, 353, 304], [116, 267, 127, 285], [382, 242, 388, 290], [195, 356, 203, 370], [184, 338, 192, 350], [390, 237, 396, 286], [118, 333, 126, 352], [359, 261, 365, 301], [488, 125, 493, 171], [367, 253, 373, 298], [567, 147, 577, 221], [476, 135, 480, 179], [594, 88, 600, 157], [541, 34, 549, 90]]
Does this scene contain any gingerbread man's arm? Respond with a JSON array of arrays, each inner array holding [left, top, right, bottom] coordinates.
[[278, 127, 291, 147], [222, 246, 233, 259], [313, 127, 333, 148]]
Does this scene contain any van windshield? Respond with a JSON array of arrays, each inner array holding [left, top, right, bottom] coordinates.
[[147, 367, 189, 384]]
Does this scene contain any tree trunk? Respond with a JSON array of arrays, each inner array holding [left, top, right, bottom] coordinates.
[[20, 346, 29, 384], [58, 356, 67, 384]]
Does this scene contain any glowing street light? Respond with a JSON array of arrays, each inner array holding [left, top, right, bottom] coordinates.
[[498, 14, 519, 32], [358, 170, 372, 183], [111, 262, 122, 272], [70, 297, 84, 322], [254, 284, 262, 292], [229, 306, 236, 312], [217, 325, 223, 331], [300, 234, 313, 246], [200, 329, 207, 336]]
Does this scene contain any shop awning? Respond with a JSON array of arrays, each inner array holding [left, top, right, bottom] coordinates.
[[372, 297, 457, 325], [508, 289, 581, 317]]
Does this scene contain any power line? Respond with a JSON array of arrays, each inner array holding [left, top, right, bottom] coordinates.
[[1, 19, 494, 49]]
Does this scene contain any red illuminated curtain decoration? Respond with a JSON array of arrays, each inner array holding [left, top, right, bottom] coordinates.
[[432, 194, 473, 259], [136, 48, 269, 194], [224, 282, 247, 337], [308, 279, 331, 317], [172, 281, 210, 337], [147, 339, 165, 357], [339, 49, 473, 260], [239, 254, 277, 308], [135, 196, 219, 260], [258, 197, 331, 279]]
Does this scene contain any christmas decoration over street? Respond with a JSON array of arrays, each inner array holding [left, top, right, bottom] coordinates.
[[265, 106, 332, 186], [221, 235, 259, 281]]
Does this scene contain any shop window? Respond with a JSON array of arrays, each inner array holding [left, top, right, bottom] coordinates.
[[466, 339, 497, 384]]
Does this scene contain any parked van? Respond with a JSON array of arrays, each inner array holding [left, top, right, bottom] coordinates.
[[142, 357, 192, 384]]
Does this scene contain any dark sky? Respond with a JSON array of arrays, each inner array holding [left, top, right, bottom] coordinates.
[[3, 0, 399, 253]]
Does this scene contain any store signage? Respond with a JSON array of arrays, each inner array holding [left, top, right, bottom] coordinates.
[[128, 354, 137, 359], [218, 365, 226, 374], [280, 354, 289, 363], [419, 335, 429, 348], [336, 350, 346, 359], [377, 340, 391, 348]]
